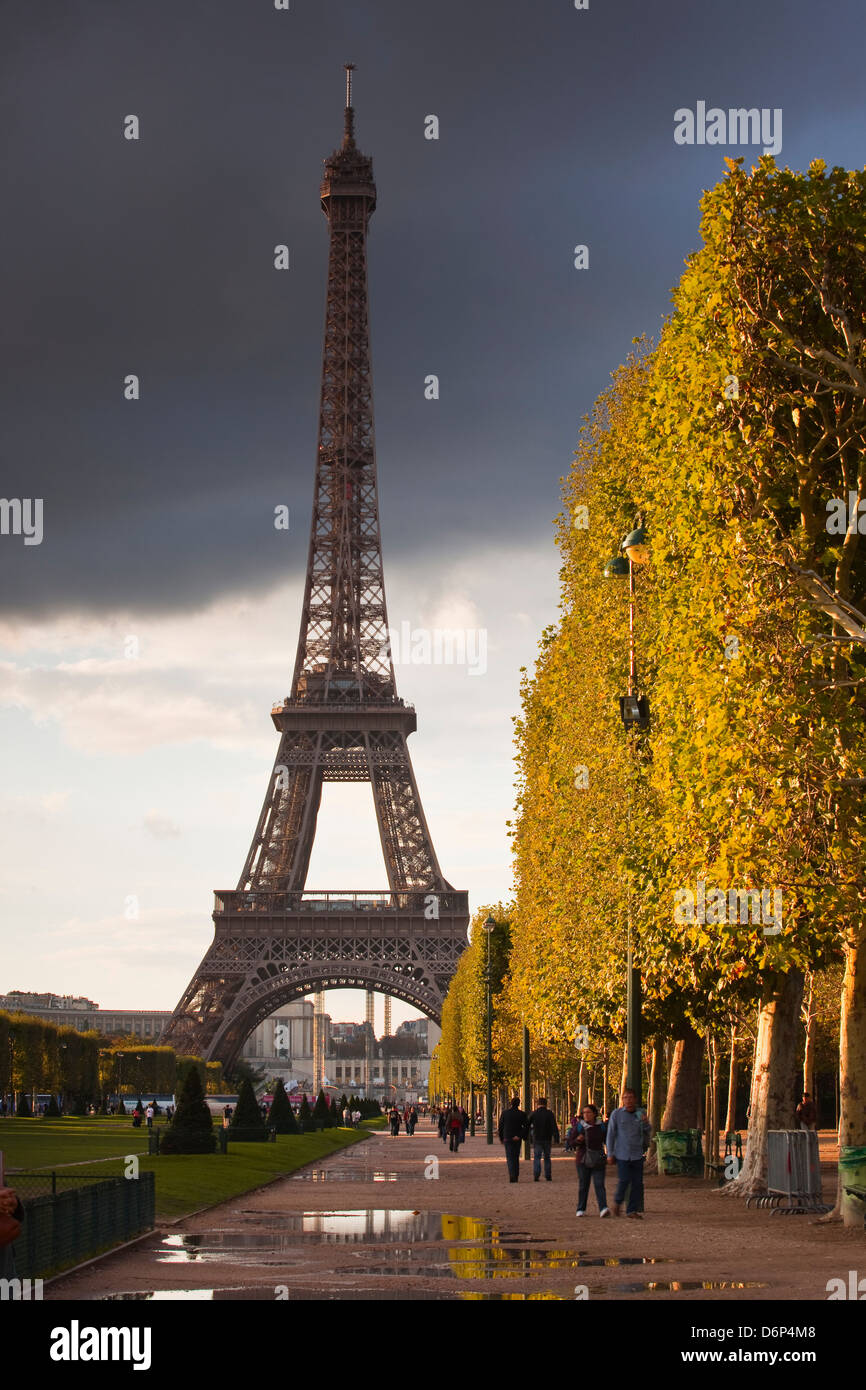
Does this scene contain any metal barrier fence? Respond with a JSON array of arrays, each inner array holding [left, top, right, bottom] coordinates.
[[10, 1171, 155, 1279], [746, 1130, 830, 1214]]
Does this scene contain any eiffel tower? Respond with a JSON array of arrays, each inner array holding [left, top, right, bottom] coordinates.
[[162, 68, 468, 1066]]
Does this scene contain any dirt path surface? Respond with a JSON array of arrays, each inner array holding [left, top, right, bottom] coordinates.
[[48, 1124, 864, 1302]]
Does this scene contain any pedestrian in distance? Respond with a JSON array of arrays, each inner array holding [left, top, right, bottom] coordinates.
[[389, 1105, 401, 1137], [571, 1104, 611, 1217], [438, 1108, 448, 1144], [446, 1104, 463, 1152], [408, 1104, 418, 1135], [605, 1088, 651, 1218], [795, 1092, 818, 1132], [498, 1096, 528, 1182], [145, 1104, 154, 1129], [528, 1096, 560, 1182]]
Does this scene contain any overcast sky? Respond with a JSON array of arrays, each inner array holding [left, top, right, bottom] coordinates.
[[1, 0, 864, 1026]]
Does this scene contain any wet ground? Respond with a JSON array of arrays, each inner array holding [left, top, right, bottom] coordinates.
[[47, 1126, 861, 1301]]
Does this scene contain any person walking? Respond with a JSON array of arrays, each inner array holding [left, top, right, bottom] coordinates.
[[528, 1096, 560, 1182], [408, 1105, 418, 1136], [389, 1105, 401, 1136], [498, 1096, 528, 1183], [438, 1108, 448, 1144], [572, 1104, 611, 1217], [446, 1104, 463, 1152], [605, 1088, 651, 1218], [145, 1103, 154, 1130], [795, 1093, 818, 1131]]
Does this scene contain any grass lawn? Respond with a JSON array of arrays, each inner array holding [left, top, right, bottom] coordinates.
[[142, 1127, 370, 1219], [2, 1118, 372, 1220], [0, 1116, 152, 1169]]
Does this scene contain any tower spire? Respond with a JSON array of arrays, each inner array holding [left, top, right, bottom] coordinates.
[[343, 62, 356, 147]]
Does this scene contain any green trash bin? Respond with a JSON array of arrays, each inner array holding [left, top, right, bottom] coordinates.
[[655, 1129, 704, 1176], [839, 1145, 866, 1225]]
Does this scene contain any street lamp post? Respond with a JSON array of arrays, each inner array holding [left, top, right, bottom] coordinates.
[[605, 518, 650, 1103], [8, 1027, 15, 1115], [483, 915, 496, 1144]]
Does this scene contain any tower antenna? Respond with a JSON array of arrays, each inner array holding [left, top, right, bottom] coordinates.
[[344, 62, 356, 144]]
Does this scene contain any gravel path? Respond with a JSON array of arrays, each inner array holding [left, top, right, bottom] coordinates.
[[47, 1124, 863, 1302]]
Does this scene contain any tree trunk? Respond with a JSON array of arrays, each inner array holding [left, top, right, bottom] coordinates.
[[711, 1037, 723, 1165], [802, 972, 815, 1098], [577, 1058, 586, 1113], [602, 1047, 610, 1116], [726, 970, 804, 1198], [619, 1043, 627, 1100], [647, 1037, 665, 1135], [660, 1024, 704, 1131], [725, 1024, 738, 1134], [839, 927, 866, 1227]]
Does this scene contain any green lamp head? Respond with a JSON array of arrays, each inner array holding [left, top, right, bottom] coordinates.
[[621, 527, 649, 565], [604, 556, 629, 577]]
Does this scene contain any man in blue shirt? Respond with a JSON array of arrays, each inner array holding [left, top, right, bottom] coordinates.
[[605, 1088, 651, 1218]]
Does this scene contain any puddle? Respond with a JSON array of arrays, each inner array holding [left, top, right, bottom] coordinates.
[[155, 1209, 673, 1286], [158, 1210, 451, 1260], [101, 1287, 542, 1301], [615, 1280, 769, 1293], [290, 1169, 399, 1182]]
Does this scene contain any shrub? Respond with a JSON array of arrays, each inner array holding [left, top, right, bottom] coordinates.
[[269, 1078, 300, 1134], [297, 1095, 314, 1133], [312, 1088, 332, 1129], [230, 1078, 267, 1137], [158, 1063, 216, 1152]]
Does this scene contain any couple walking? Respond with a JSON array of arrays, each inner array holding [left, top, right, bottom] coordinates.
[[499, 1088, 651, 1216], [497, 1096, 560, 1182], [570, 1089, 651, 1218]]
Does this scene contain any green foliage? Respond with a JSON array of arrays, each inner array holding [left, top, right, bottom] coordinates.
[[0, 1011, 100, 1103], [268, 1078, 300, 1134], [507, 157, 865, 1102], [297, 1095, 314, 1132], [230, 1078, 267, 1135], [311, 1088, 330, 1128], [161, 1065, 216, 1154], [169, 1065, 213, 1132]]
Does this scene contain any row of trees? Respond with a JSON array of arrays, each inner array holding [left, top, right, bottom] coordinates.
[[434, 155, 866, 1225], [0, 1010, 224, 1107]]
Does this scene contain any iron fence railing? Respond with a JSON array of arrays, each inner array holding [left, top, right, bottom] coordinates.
[[9, 1171, 155, 1278], [214, 889, 470, 915]]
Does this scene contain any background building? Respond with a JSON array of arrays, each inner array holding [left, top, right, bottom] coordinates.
[[0, 991, 171, 1039], [2, 987, 438, 1100]]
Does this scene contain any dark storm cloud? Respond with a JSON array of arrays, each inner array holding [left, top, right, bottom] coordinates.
[[2, 0, 864, 615]]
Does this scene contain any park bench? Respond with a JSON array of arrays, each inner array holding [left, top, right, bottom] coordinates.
[[704, 1131, 742, 1186]]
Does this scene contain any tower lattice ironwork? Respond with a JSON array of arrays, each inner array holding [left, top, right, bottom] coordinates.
[[162, 69, 468, 1067]]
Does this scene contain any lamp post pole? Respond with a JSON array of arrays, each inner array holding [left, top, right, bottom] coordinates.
[[605, 519, 650, 1106], [8, 1028, 15, 1116], [483, 916, 496, 1144], [522, 1026, 531, 1160]]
